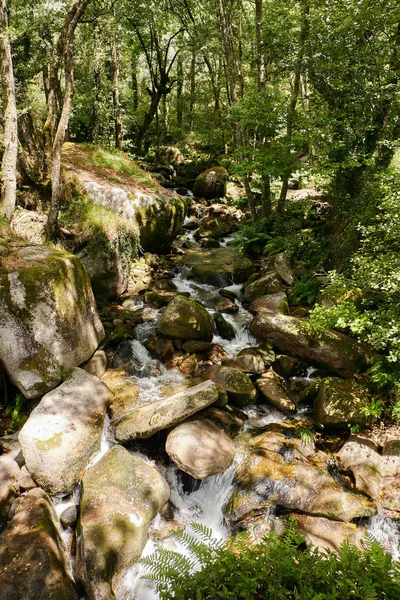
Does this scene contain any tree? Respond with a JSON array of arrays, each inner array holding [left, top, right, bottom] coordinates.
[[0, 0, 18, 220]]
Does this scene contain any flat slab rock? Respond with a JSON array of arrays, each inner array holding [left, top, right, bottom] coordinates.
[[0, 246, 104, 398], [0, 487, 78, 600], [166, 419, 236, 479], [19, 368, 113, 495], [76, 445, 169, 600], [114, 380, 220, 441]]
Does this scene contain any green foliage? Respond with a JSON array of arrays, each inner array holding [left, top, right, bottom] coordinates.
[[91, 147, 159, 190], [291, 275, 321, 306], [5, 394, 29, 430], [141, 519, 400, 600], [298, 426, 316, 446]]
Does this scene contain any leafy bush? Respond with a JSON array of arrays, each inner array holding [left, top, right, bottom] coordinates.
[[291, 274, 322, 306], [141, 519, 400, 600]]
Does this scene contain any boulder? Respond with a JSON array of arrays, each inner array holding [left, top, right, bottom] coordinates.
[[294, 514, 366, 552], [314, 378, 374, 430], [158, 295, 214, 342], [0, 455, 20, 520], [261, 252, 294, 286], [249, 313, 369, 378], [337, 433, 400, 513], [0, 488, 78, 600], [77, 446, 169, 600], [154, 146, 184, 167], [221, 354, 265, 375], [244, 273, 286, 303], [256, 371, 296, 413], [145, 334, 175, 362], [0, 246, 104, 398], [273, 355, 306, 378], [207, 365, 257, 408], [114, 380, 220, 441], [193, 167, 228, 200], [249, 292, 289, 315], [19, 368, 113, 495], [215, 298, 238, 313], [232, 256, 256, 283], [228, 428, 376, 529], [214, 313, 236, 341], [173, 246, 235, 287], [166, 419, 236, 479], [102, 370, 140, 423], [182, 340, 212, 353], [81, 349, 108, 378], [132, 193, 187, 253]]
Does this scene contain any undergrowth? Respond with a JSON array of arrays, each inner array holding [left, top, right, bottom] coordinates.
[[141, 520, 400, 600], [92, 147, 159, 190]]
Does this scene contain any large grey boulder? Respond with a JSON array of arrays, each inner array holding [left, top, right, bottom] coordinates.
[[0, 246, 104, 398], [261, 252, 295, 286], [0, 488, 78, 600], [314, 378, 374, 430], [249, 292, 289, 315], [19, 368, 113, 495], [249, 313, 369, 378], [221, 353, 265, 375], [256, 370, 296, 413], [114, 380, 220, 441], [294, 514, 366, 552], [76, 446, 169, 600], [166, 419, 236, 479], [159, 295, 214, 342], [228, 427, 376, 530], [78, 241, 130, 300]]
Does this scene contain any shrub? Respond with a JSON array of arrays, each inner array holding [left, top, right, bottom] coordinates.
[[141, 520, 400, 600]]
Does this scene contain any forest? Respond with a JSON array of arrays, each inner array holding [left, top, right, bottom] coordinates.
[[1, 0, 400, 599]]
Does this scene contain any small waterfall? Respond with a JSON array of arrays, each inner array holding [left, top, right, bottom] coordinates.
[[367, 514, 400, 561]]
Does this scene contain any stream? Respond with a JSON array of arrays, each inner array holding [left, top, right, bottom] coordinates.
[[54, 220, 400, 599]]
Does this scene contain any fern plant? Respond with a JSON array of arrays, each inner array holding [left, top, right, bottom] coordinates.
[[141, 519, 400, 600]]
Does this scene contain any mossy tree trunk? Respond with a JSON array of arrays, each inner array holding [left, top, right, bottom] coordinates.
[[0, 0, 18, 221], [47, 0, 92, 240]]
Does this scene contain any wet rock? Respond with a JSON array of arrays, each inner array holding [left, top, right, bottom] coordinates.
[[60, 505, 78, 529], [219, 288, 238, 301], [244, 272, 286, 303], [19, 368, 113, 495], [256, 370, 296, 413], [114, 380, 220, 441], [0, 246, 104, 399], [112, 340, 161, 377], [249, 292, 289, 315], [193, 167, 228, 199], [178, 353, 199, 376], [159, 295, 214, 342], [77, 446, 169, 600], [250, 313, 369, 378], [337, 433, 400, 513], [102, 370, 140, 422], [261, 252, 294, 286], [238, 346, 275, 368], [166, 419, 236, 479], [201, 406, 247, 437], [144, 290, 175, 308], [145, 334, 175, 363], [232, 257, 256, 283], [228, 428, 376, 529], [206, 343, 228, 363], [182, 340, 212, 353], [200, 237, 220, 248], [294, 514, 366, 552], [182, 219, 200, 231], [273, 355, 307, 378], [221, 354, 265, 375], [0, 488, 78, 600], [314, 378, 374, 430], [214, 313, 236, 340], [173, 246, 234, 287], [207, 365, 257, 408], [0, 455, 20, 520], [215, 298, 239, 314], [81, 349, 107, 378]]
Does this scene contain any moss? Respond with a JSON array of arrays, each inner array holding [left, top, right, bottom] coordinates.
[[36, 432, 63, 451]]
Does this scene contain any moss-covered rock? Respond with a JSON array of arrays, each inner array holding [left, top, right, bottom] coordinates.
[[0, 488, 78, 600], [0, 246, 104, 398], [114, 380, 220, 441], [314, 378, 374, 430], [76, 446, 169, 600], [249, 313, 369, 378], [19, 368, 113, 495], [249, 292, 289, 315], [232, 256, 256, 283], [256, 370, 296, 413], [193, 167, 229, 199], [158, 295, 214, 341], [207, 365, 257, 407], [244, 272, 286, 302], [214, 313, 236, 341]]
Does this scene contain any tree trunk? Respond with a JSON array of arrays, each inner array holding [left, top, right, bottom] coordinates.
[[47, 0, 92, 240], [177, 53, 183, 130], [255, 0, 265, 91], [277, 1, 309, 213], [189, 51, 196, 131], [111, 37, 122, 151], [261, 175, 272, 219], [0, 0, 18, 220]]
